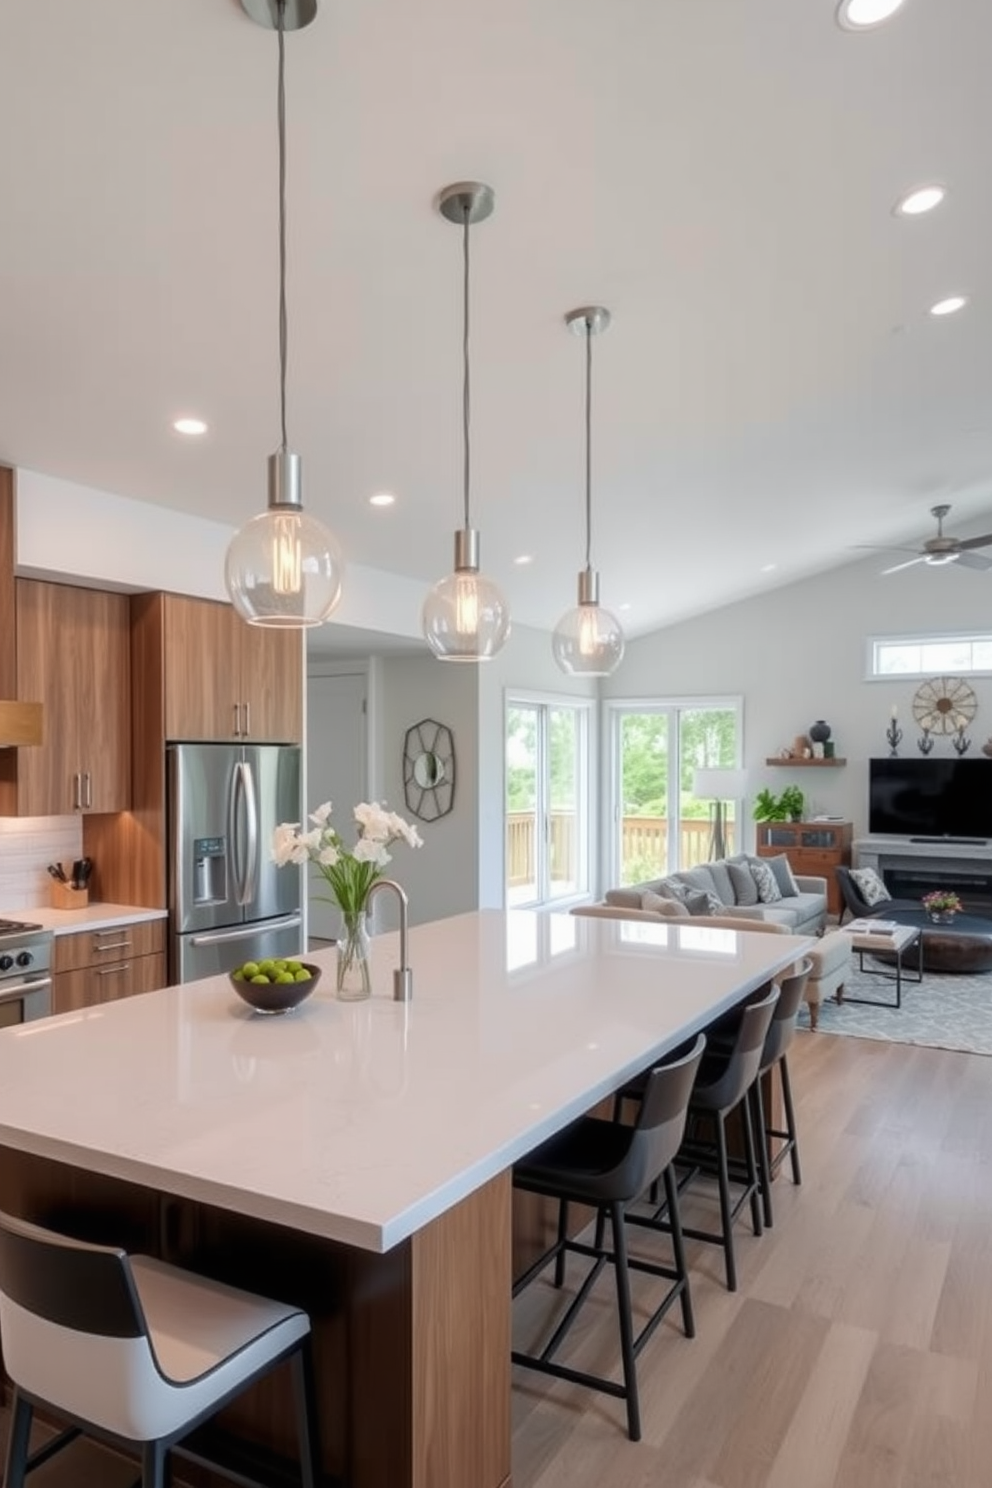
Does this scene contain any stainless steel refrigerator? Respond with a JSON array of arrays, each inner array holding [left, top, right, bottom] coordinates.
[[167, 743, 303, 984]]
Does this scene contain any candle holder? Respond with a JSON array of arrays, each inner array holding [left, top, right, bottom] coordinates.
[[885, 719, 902, 757], [916, 727, 934, 755], [952, 725, 971, 756]]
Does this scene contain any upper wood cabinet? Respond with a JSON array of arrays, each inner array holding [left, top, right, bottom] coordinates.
[[145, 593, 302, 744], [0, 579, 131, 816]]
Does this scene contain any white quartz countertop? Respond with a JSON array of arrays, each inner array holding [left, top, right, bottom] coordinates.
[[8, 904, 167, 935], [0, 910, 809, 1253]]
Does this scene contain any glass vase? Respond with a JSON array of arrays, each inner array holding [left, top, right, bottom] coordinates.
[[336, 909, 372, 1001]]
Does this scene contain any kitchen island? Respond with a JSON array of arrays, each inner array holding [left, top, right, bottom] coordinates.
[[0, 909, 808, 1488]]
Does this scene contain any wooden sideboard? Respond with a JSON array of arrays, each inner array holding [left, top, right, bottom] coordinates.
[[754, 820, 853, 918]]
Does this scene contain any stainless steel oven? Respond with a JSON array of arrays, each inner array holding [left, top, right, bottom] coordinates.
[[0, 920, 53, 1026]]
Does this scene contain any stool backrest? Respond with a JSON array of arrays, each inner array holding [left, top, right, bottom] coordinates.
[[697, 984, 779, 1112], [762, 957, 812, 1070], [621, 1034, 706, 1198], [0, 1211, 146, 1339]]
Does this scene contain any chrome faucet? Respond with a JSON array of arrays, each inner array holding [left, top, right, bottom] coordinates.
[[365, 878, 413, 1002]]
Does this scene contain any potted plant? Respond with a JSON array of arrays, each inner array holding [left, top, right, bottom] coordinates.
[[921, 889, 962, 924], [752, 786, 805, 823]]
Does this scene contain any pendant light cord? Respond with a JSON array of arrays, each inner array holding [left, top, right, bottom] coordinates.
[[584, 318, 593, 570], [276, 0, 289, 451], [462, 206, 472, 530]]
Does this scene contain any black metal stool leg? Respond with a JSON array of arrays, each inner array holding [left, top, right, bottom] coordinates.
[[714, 1115, 737, 1292], [740, 1088, 763, 1238], [609, 1201, 641, 1442], [751, 1079, 773, 1230], [780, 1055, 802, 1185], [141, 1441, 168, 1488], [663, 1163, 694, 1338], [3, 1389, 33, 1488], [290, 1340, 320, 1488], [554, 1199, 570, 1287]]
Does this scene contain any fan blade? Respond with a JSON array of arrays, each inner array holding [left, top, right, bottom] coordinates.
[[955, 532, 992, 551], [955, 550, 992, 571], [881, 555, 926, 575], [850, 544, 922, 556]]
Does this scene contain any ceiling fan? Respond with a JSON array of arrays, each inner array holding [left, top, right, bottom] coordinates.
[[856, 504, 992, 575]]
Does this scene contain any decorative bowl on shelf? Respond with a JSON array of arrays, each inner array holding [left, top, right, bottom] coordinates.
[[229, 961, 322, 1015]]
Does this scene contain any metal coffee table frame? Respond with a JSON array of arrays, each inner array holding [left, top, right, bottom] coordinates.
[[837, 924, 923, 1011]]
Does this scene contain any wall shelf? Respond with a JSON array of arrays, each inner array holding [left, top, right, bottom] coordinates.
[[765, 757, 846, 767]]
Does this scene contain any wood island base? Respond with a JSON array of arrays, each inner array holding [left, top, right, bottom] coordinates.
[[0, 1147, 512, 1488]]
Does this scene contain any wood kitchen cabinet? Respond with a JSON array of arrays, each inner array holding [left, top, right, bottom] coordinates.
[[52, 919, 166, 1013], [0, 579, 131, 816], [156, 593, 302, 743]]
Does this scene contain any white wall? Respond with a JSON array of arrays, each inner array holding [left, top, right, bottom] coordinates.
[[602, 552, 992, 845]]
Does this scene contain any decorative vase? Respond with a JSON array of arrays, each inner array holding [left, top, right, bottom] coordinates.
[[336, 910, 372, 1001], [808, 720, 831, 744], [926, 909, 956, 925]]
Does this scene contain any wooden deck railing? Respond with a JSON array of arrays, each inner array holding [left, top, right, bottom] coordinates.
[[505, 812, 738, 887]]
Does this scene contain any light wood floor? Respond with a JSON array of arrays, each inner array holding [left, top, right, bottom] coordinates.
[[3, 1031, 991, 1488], [512, 1028, 992, 1488]]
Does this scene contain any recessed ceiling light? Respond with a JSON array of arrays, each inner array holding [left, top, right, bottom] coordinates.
[[836, 0, 906, 30], [930, 295, 968, 317], [369, 492, 396, 507], [895, 184, 945, 217], [173, 417, 208, 436], [513, 554, 534, 565], [760, 563, 778, 573]]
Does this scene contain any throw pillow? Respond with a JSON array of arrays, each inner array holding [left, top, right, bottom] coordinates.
[[683, 890, 715, 917], [727, 860, 760, 906], [764, 854, 799, 898], [851, 866, 891, 907], [642, 891, 690, 919], [676, 866, 718, 896], [749, 859, 783, 904], [706, 860, 736, 906]]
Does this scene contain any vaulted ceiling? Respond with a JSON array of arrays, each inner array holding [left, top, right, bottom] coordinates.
[[1, 0, 990, 637]]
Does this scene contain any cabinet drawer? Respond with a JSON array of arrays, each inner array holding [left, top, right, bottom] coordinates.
[[788, 851, 840, 877], [54, 920, 166, 974], [53, 951, 167, 1014]]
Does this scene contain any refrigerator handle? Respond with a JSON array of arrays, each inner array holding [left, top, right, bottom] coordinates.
[[243, 759, 260, 905], [189, 913, 302, 947], [230, 761, 247, 906]]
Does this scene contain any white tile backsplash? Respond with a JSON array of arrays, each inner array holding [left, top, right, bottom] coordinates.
[[0, 817, 83, 912]]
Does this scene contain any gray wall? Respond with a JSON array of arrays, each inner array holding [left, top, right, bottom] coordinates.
[[602, 551, 992, 847]]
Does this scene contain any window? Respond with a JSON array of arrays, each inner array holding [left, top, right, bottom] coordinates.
[[505, 696, 591, 908], [606, 699, 742, 885], [868, 632, 992, 678]]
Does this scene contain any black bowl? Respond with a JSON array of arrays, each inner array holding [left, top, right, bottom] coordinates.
[[229, 962, 322, 1015]]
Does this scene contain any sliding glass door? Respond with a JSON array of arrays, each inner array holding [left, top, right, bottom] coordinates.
[[506, 697, 590, 907], [609, 700, 741, 885]]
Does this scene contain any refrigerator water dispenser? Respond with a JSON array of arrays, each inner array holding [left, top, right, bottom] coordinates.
[[193, 837, 227, 905]]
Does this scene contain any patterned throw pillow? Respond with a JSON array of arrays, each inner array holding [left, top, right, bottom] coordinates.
[[764, 854, 799, 898], [850, 866, 891, 907], [749, 859, 783, 904], [727, 860, 760, 906]]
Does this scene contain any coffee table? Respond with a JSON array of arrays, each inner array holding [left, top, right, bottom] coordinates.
[[838, 922, 922, 1010], [882, 908, 992, 974]]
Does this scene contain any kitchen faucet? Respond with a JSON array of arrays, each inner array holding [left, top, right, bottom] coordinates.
[[365, 879, 412, 1002]]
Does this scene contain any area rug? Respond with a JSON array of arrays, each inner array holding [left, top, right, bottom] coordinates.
[[803, 960, 992, 1056]]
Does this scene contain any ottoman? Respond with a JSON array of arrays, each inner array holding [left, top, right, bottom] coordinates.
[[804, 929, 852, 1030]]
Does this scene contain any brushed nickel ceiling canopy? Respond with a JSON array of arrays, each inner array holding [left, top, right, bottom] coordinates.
[[240, 0, 317, 32]]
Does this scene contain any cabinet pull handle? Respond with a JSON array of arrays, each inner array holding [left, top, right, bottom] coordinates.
[[72, 772, 81, 811], [96, 964, 131, 976], [243, 701, 250, 738], [94, 940, 131, 953], [233, 703, 241, 738], [83, 772, 92, 810]]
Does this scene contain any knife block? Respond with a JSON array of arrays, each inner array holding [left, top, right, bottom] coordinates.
[[49, 882, 89, 910]]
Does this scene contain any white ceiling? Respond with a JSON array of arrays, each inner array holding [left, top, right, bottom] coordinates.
[[2, 0, 992, 640]]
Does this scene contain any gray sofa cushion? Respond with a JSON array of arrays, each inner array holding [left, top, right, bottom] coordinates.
[[706, 860, 736, 906], [675, 865, 718, 896], [764, 854, 799, 898], [642, 891, 690, 919], [727, 860, 760, 905]]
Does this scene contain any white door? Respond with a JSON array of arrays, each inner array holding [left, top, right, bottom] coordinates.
[[306, 671, 367, 941]]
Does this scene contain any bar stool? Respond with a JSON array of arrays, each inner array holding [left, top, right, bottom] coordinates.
[[668, 984, 779, 1292], [750, 957, 811, 1228], [511, 1034, 705, 1442], [0, 1211, 319, 1488]]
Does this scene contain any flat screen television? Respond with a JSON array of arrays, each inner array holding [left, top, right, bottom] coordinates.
[[868, 757, 992, 839]]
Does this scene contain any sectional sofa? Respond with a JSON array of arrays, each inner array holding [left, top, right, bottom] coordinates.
[[603, 853, 828, 937]]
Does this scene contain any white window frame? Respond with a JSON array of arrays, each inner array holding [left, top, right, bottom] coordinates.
[[602, 694, 744, 889], [504, 689, 595, 910], [866, 631, 992, 680]]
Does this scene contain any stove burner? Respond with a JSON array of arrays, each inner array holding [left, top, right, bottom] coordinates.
[[0, 919, 43, 935]]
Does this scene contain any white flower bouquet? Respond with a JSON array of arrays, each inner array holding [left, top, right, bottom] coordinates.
[[272, 800, 423, 920]]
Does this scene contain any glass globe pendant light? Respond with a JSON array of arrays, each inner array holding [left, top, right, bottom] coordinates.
[[225, 0, 344, 629], [552, 307, 625, 677], [421, 183, 510, 662]]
